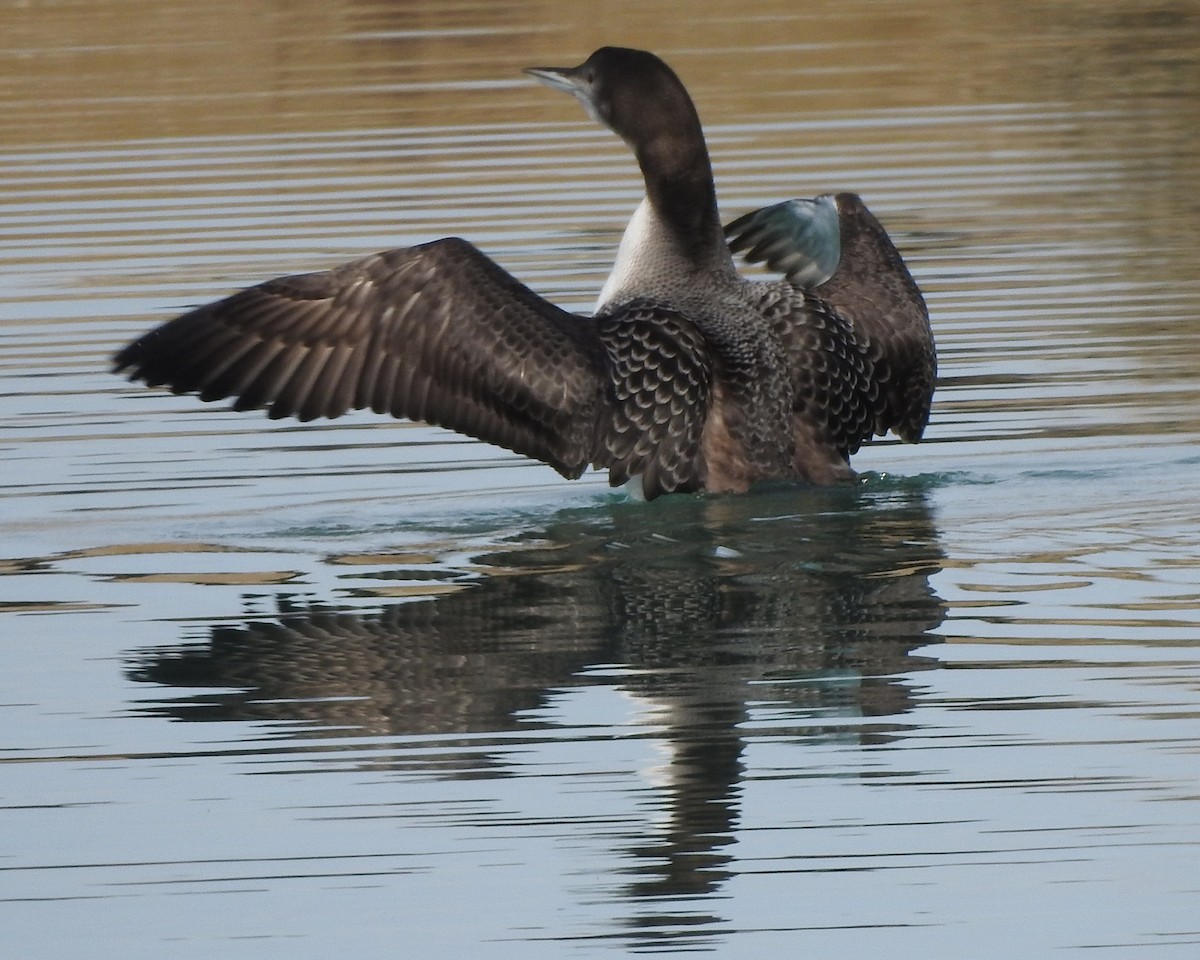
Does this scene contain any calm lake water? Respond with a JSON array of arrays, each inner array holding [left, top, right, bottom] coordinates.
[[3, 1, 1199, 957]]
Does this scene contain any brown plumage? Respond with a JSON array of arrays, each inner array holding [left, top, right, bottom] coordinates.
[[113, 47, 935, 500], [725, 192, 935, 444]]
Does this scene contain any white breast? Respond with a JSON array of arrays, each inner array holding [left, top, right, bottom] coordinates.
[[596, 196, 659, 310]]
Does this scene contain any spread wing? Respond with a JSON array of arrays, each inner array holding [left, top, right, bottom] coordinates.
[[728, 192, 936, 442], [113, 238, 609, 478]]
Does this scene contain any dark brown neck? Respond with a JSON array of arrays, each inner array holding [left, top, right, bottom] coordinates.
[[636, 136, 723, 264]]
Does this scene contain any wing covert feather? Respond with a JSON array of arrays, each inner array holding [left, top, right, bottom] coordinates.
[[592, 300, 713, 499]]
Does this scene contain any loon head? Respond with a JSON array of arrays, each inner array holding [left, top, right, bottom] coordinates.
[[526, 47, 719, 260], [526, 47, 706, 171]]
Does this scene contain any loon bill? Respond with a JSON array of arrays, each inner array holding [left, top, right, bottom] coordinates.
[[113, 46, 935, 501]]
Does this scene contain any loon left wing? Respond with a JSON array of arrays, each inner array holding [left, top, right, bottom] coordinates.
[[728, 192, 935, 442], [112, 237, 611, 479]]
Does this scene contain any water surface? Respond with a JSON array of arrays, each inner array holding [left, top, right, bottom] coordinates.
[[3, 1, 1200, 957]]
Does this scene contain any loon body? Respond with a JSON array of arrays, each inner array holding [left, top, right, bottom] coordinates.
[[113, 47, 935, 500]]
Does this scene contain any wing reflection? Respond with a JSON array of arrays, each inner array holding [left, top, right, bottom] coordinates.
[[127, 483, 945, 903]]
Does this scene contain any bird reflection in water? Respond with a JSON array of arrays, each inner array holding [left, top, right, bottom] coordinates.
[[127, 482, 945, 909]]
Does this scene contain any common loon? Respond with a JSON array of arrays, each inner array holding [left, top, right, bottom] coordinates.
[[113, 46, 935, 500]]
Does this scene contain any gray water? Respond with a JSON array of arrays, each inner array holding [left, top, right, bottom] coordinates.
[[3, 1, 1200, 957]]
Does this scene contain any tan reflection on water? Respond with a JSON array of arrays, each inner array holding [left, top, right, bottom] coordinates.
[[4, 0, 1198, 132], [5, 1, 1198, 275]]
